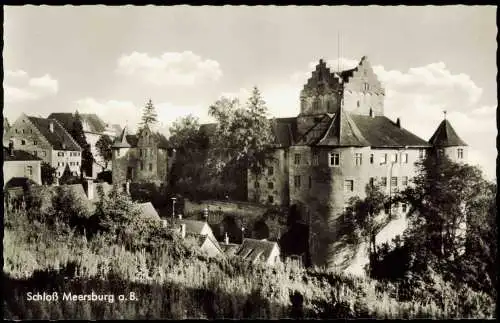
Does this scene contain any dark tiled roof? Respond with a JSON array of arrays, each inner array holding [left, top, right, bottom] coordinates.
[[48, 113, 107, 134], [429, 119, 468, 147], [350, 115, 431, 148], [176, 219, 214, 238], [272, 118, 297, 147], [295, 114, 333, 145], [316, 111, 370, 147], [4, 177, 38, 189], [3, 147, 42, 161], [235, 238, 278, 263], [27, 116, 81, 151]]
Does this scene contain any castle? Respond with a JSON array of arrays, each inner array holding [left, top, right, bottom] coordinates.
[[110, 56, 468, 269]]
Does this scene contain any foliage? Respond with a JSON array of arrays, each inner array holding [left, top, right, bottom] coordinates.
[[129, 181, 169, 210], [41, 162, 57, 185], [371, 153, 497, 298], [69, 111, 93, 177], [95, 134, 113, 170], [139, 99, 158, 130], [96, 170, 112, 184], [208, 87, 275, 175]]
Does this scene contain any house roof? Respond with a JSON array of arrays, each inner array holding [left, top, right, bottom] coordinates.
[[235, 238, 278, 263], [195, 234, 223, 254], [26, 116, 81, 151], [3, 147, 42, 161], [4, 177, 38, 189], [136, 202, 161, 221], [316, 110, 370, 147], [178, 219, 212, 236], [429, 119, 468, 147], [48, 113, 107, 134], [220, 243, 241, 257]]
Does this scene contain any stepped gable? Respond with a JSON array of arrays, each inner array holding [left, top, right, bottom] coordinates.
[[316, 110, 370, 147], [302, 59, 343, 95], [350, 115, 431, 148], [27, 116, 81, 151], [429, 119, 468, 147]]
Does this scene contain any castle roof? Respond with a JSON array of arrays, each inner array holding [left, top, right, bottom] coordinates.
[[112, 126, 169, 149], [429, 119, 468, 147], [26, 116, 82, 151], [316, 110, 370, 147]]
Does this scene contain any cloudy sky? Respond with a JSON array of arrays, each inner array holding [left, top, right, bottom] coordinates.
[[3, 6, 497, 180]]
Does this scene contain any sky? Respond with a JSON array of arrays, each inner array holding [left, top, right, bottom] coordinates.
[[3, 5, 497, 181]]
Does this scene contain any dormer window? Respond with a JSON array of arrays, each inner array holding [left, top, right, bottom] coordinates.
[[457, 148, 464, 159], [363, 83, 370, 91]]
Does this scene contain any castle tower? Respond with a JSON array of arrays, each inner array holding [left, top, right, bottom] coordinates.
[[429, 113, 468, 163], [111, 126, 132, 186]]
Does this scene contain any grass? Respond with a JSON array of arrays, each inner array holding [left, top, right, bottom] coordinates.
[[3, 206, 496, 319]]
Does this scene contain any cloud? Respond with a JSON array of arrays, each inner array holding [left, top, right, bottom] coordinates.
[[74, 97, 213, 136], [116, 51, 223, 86], [4, 70, 59, 103]]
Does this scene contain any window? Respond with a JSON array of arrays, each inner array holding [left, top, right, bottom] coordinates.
[[363, 83, 370, 91], [370, 154, 374, 164], [140, 162, 144, 171], [419, 149, 425, 159], [15, 129, 18, 133], [403, 153, 408, 164], [391, 177, 398, 187], [268, 182, 274, 189], [22, 129, 25, 134], [255, 181, 260, 188], [369, 177, 375, 187], [357, 100, 360, 108], [402, 176, 408, 186], [268, 166, 274, 176], [77, 162, 79, 166], [294, 154, 301, 165], [117, 150, 120, 157], [30, 129, 33, 133], [393, 153, 398, 163], [26, 166, 33, 177], [139, 149, 143, 157], [268, 195, 274, 204], [355, 153, 362, 166], [21, 139, 26, 145], [149, 163, 153, 171], [309, 176, 312, 189], [312, 152, 319, 166], [381, 153, 387, 164], [41, 151, 46, 157], [344, 180, 354, 192], [57, 172, 61, 177], [402, 203, 407, 213], [329, 152, 340, 167], [33, 140, 37, 145], [294, 175, 301, 188], [33, 151, 38, 156], [457, 148, 464, 159], [381, 177, 387, 187]]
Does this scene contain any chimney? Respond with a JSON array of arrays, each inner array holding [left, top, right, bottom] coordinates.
[[8, 140, 14, 157], [180, 223, 186, 239], [396, 117, 401, 128], [49, 121, 54, 133], [86, 178, 94, 200], [224, 232, 229, 245], [369, 108, 374, 118]]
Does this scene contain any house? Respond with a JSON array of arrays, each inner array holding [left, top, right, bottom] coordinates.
[[48, 112, 121, 177], [111, 124, 171, 188], [136, 202, 161, 221], [220, 233, 241, 257], [197, 56, 467, 269], [4, 113, 82, 179], [174, 218, 223, 257], [235, 238, 281, 265], [176, 218, 217, 241], [3, 142, 42, 188]]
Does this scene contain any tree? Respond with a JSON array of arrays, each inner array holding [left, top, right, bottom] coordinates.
[[41, 162, 57, 185], [208, 86, 275, 176], [139, 99, 158, 130], [70, 111, 93, 177], [95, 134, 113, 170]]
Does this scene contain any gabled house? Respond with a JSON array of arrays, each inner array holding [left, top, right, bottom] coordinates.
[[3, 141, 42, 188], [235, 238, 281, 265], [4, 113, 82, 179], [48, 112, 121, 177]]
